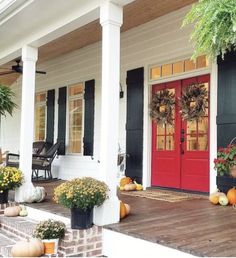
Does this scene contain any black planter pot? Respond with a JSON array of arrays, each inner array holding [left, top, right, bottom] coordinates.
[[216, 176, 236, 193], [0, 190, 9, 204], [71, 207, 93, 230]]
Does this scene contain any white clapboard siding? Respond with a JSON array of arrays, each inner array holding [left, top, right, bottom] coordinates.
[[1, 6, 193, 180]]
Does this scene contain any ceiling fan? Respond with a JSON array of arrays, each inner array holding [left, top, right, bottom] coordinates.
[[0, 59, 46, 76]]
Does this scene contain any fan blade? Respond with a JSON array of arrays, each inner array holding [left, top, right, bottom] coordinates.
[[0, 71, 16, 76], [0, 67, 12, 70], [36, 70, 46, 74]]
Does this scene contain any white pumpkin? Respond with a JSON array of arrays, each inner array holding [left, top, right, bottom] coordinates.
[[36, 187, 46, 202], [23, 186, 47, 203], [11, 239, 44, 257], [4, 206, 21, 217]]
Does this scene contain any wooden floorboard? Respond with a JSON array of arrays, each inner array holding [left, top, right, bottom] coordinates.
[[25, 181, 236, 257]]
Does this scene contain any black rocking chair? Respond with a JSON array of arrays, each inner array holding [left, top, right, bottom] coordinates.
[[6, 141, 61, 180], [32, 142, 61, 180]]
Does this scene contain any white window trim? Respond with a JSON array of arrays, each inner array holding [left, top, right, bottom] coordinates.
[[148, 54, 211, 84], [66, 83, 85, 156]]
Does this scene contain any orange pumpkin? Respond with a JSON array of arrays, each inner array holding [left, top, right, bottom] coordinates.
[[120, 201, 127, 219], [120, 177, 132, 187], [120, 201, 131, 219], [124, 204, 131, 215], [227, 187, 236, 205]]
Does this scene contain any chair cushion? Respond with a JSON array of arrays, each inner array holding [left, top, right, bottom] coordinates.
[[32, 159, 50, 167]]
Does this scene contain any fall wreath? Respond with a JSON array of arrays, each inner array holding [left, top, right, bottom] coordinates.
[[150, 89, 175, 126], [180, 83, 208, 121]]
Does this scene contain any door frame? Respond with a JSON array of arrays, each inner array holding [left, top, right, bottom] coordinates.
[[143, 64, 217, 193]]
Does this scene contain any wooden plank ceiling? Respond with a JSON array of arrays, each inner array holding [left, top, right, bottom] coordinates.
[[0, 0, 196, 85]]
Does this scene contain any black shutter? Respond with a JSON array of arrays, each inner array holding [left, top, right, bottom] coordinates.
[[46, 89, 55, 144], [217, 51, 236, 147], [83, 79, 95, 156], [57, 86, 67, 155], [125, 67, 144, 184]]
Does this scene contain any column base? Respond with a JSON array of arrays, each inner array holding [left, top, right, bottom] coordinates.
[[93, 195, 120, 226], [15, 182, 35, 203]]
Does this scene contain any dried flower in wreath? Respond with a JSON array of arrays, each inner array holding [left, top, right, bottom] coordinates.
[[179, 83, 208, 121], [150, 89, 175, 126]]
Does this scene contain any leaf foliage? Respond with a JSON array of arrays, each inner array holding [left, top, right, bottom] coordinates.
[[0, 84, 17, 116], [183, 0, 236, 59]]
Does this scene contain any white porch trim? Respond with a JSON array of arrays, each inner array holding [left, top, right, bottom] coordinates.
[[15, 45, 37, 202], [93, 1, 123, 226], [209, 61, 218, 193]]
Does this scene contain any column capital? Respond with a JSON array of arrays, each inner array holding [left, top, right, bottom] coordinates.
[[100, 1, 123, 27], [22, 45, 38, 62]]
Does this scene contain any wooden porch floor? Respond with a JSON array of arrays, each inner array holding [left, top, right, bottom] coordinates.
[[30, 180, 236, 257]]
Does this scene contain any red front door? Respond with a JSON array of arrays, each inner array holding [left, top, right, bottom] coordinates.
[[151, 75, 210, 192]]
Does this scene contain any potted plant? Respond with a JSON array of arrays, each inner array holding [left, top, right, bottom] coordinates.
[[54, 177, 109, 229], [33, 219, 66, 255], [214, 144, 236, 192], [0, 166, 23, 203]]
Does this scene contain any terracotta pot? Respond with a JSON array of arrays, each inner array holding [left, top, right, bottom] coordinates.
[[42, 238, 59, 255], [230, 165, 236, 178]]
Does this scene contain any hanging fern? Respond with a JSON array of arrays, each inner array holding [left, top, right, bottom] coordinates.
[[182, 0, 236, 60], [0, 84, 17, 117]]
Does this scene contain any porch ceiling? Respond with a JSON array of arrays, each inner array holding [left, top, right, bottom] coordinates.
[[0, 0, 196, 85]]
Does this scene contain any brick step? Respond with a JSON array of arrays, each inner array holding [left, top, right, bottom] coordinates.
[[0, 229, 21, 257], [0, 210, 103, 257], [0, 215, 37, 239]]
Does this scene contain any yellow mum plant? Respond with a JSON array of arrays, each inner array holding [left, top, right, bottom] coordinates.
[[0, 166, 23, 192], [54, 177, 109, 211]]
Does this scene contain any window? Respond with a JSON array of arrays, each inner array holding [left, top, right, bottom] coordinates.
[[150, 55, 209, 80], [68, 83, 84, 154], [35, 92, 46, 141]]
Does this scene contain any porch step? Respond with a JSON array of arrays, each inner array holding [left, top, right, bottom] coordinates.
[[0, 229, 21, 257], [0, 213, 103, 257], [0, 215, 37, 239]]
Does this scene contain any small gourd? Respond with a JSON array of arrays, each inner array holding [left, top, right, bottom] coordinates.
[[120, 177, 133, 187], [209, 190, 225, 205], [4, 206, 21, 217], [124, 183, 136, 191], [19, 205, 28, 217], [219, 195, 229, 206]]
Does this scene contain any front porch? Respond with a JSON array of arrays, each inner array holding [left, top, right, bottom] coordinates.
[[18, 180, 236, 257]]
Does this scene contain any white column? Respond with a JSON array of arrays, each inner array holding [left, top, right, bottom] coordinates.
[[15, 45, 38, 202], [210, 62, 218, 193], [94, 1, 123, 226]]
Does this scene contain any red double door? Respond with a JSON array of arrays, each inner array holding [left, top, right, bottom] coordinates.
[[151, 75, 210, 192]]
